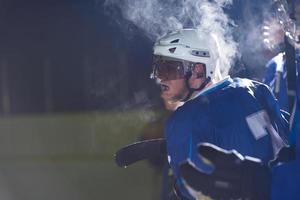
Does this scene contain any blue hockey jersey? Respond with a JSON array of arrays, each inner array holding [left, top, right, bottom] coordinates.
[[271, 52, 300, 200], [165, 77, 289, 199]]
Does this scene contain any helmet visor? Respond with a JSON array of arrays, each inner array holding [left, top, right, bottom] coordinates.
[[151, 57, 185, 81]]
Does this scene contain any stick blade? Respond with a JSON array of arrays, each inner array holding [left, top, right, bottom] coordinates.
[[115, 138, 166, 167]]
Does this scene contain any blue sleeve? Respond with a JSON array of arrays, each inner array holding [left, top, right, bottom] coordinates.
[[165, 104, 213, 200], [165, 105, 212, 179], [254, 83, 290, 144]]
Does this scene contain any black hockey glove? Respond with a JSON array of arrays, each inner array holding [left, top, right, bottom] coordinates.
[[269, 145, 296, 167], [180, 143, 271, 200]]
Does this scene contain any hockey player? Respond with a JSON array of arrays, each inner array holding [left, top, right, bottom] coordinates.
[[261, 15, 289, 113], [177, 1, 300, 199], [263, 0, 300, 145], [150, 28, 290, 199], [268, 0, 300, 198]]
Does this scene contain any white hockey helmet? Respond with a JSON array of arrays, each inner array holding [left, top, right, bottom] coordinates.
[[151, 28, 220, 81]]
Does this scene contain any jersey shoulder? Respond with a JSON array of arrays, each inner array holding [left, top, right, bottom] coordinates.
[[230, 78, 273, 95]]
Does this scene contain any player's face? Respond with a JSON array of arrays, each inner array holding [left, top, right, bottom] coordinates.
[[151, 57, 189, 106], [159, 78, 188, 106]]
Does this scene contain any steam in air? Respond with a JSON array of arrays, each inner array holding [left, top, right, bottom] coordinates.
[[236, 0, 280, 77], [103, 0, 238, 78]]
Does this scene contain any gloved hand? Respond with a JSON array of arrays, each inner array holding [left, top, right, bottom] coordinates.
[[269, 145, 296, 167], [180, 143, 271, 200]]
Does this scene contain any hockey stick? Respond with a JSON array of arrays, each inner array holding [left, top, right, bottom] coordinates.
[[115, 138, 166, 167]]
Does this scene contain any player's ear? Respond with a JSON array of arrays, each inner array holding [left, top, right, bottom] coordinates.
[[192, 63, 205, 79]]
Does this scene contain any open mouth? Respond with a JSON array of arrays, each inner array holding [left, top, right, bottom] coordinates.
[[160, 83, 169, 92]]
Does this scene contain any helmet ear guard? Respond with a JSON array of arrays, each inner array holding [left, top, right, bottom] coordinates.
[[192, 63, 206, 79]]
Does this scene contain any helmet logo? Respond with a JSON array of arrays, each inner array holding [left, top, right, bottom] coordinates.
[[191, 50, 210, 58]]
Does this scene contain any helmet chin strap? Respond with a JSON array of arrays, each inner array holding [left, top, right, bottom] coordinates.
[[181, 72, 211, 102]]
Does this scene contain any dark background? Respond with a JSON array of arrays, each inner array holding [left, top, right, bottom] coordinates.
[[0, 0, 157, 115], [0, 0, 272, 115]]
